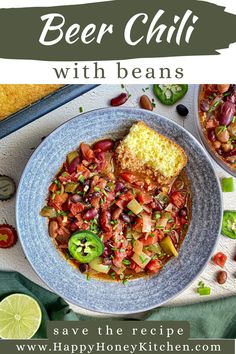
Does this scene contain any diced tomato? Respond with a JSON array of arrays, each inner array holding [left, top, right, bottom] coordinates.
[[90, 197, 100, 209], [59, 173, 72, 183], [115, 191, 133, 209], [170, 191, 186, 209], [213, 252, 227, 268], [206, 118, 219, 129], [70, 202, 85, 216], [80, 143, 95, 162], [140, 234, 158, 246], [102, 232, 113, 242], [112, 207, 122, 220], [100, 210, 112, 232], [119, 172, 137, 183], [49, 183, 58, 193], [142, 213, 152, 233], [53, 193, 68, 210], [180, 217, 188, 225], [103, 191, 115, 208], [137, 192, 153, 205], [130, 261, 143, 273], [76, 165, 91, 178], [132, 217, 143, 232], [96, 178, 107, 191], [147, 259, 161, 273]]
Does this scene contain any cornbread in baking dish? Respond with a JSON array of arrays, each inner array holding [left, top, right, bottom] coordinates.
[[116, 121, 188, 185], [0, 84, 64, 120]]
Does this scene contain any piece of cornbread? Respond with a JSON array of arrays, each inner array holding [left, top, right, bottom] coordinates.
[[116, 121, 187, 184], [0, 84, 64, 119]]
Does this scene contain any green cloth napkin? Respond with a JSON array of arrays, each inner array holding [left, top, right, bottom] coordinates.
[[0, 271, 78, 338], [145, 296, 236, 338], [1, 271, 236, 339]]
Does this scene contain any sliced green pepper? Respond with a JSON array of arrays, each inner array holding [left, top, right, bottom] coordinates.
[[153, 84, 188, 105], [68, 231, 104, 263], [221, 177, 234, 192], [222, 211, 236, 239]]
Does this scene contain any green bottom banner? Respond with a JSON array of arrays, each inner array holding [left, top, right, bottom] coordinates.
[[0, 321, 234, 354]]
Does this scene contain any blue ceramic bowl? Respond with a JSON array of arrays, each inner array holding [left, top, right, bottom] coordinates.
[[16, 108, 222, 314]]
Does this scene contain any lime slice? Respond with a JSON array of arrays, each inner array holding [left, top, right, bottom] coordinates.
[[0, 294, 42, 339]]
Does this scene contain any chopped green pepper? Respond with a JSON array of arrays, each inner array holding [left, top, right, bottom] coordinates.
[[197, 287, 211, 296], [153, 84, 188, 105], [40, 206, 57, 218], [221, 177, 234, 192], [222, 211, 236, 239], [65, 182, 78, 193], [67, 151, 79, 165], [68, 231, 104, 263]]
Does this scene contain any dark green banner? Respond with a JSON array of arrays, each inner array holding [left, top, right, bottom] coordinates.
[[0, 321, 234, 354], [0, 0, 236, 61]]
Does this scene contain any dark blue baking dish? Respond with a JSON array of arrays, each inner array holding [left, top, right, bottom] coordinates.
[[0, 84, 98, 139]]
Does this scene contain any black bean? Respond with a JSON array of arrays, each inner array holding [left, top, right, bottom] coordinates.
[[176, 104, 189, 117], [120, 213, 131, 223], [79, 263, 89, 273]]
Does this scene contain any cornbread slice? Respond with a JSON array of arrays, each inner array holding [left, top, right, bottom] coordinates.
[[116, 121, 187, 184], [0, 84, 64, 120]]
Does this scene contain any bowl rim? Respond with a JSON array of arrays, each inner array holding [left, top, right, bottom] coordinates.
[[193, 84, 236, 178], [16, 107, 223, 314]]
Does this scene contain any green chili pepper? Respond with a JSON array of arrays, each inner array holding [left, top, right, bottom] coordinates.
[[153, 84, 188, 105], [222, 211, 236, 239], [221, 177, 234, 192], [68, 231, 104, 263]]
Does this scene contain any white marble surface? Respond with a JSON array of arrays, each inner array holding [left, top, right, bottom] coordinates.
[[0, 84, 236, 317]]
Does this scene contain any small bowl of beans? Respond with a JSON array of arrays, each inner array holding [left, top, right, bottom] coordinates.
[[194, 84, 236, 177]]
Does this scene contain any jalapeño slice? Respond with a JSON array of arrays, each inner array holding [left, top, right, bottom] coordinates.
[[68, 231, 104, 263], [153, 84, 188, 105]]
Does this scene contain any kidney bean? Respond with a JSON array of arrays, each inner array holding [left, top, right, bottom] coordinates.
[[83, 208, 98, 221], [220, 101, 235, 126], [68, 156, 80, 174], [179, 207, 187, 217], [140, 95, 153, 111], [200, 99, 210, 112], [94, 139, 114, 152], [70, 194, 83, 203], [224, 147, 236, 157], [234, 255, 236, 262], [227, 94, 236, 104], [217, 84, 230, 94], [207, 129, 216, 142], [217, 148, 224, 156], [120, 213, 131, 223], [115, 181, 125, 193], [87, 192, 100, 202], [217, 270, 227, 284], [111, 93, 129, 106], [103, 244, 112, 258], [79, 263, 89, 273], [49, 220, 59, 238]]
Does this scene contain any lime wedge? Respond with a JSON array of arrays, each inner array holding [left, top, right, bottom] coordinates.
[[0, 294, 42, 339]]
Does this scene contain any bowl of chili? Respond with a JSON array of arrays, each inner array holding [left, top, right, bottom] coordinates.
[[16, 108, 222, 314], [194, 84, 236, 177]]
